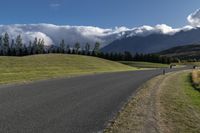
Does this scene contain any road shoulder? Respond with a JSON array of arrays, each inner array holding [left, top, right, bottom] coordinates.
[[104, 70, 200, 133]]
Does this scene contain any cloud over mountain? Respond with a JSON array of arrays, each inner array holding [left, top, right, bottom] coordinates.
[[0, 9, 199, 47], [0, 24, 127, 47], [188, 8, 200, 27]]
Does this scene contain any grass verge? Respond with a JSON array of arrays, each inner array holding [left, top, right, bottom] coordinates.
[[0, 54, 136, 84], [104, 71, 200, 133]]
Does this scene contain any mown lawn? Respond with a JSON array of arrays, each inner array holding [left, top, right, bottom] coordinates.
[[0, 54, 136, 84]]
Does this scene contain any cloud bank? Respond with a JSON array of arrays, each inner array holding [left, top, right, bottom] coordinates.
[[188, 9, 200, 27], [0, 9, 199, 47]]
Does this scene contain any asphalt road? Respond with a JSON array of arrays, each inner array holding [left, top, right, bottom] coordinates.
[[0, 67, 190, 133]]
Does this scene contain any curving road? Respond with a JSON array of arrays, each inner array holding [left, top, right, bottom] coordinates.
[[0, 67, 189, 133]]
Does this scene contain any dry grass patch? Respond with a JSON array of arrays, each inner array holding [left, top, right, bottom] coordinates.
[[192, 70, 200, 90]]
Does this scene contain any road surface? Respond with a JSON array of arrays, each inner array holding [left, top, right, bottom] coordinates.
[[0, 67, 189, 133]]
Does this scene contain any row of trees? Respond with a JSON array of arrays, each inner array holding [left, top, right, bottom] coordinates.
[[96, 52, 179, 64], [0, 33, 101, 56], [0, 33, 46, 56], [0, 33, 178, 64]]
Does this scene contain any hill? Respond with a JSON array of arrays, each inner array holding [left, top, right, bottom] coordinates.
[[101, 28, 200, 53], [0, 54, 136, 84], [158, 44, 200, 60]]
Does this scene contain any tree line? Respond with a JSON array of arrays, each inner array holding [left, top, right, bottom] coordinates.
[[0, 32, 178, 64], [0, 33, 102, 56], [97, 52, 179, 64]]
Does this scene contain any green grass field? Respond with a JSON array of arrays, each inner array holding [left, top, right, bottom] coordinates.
[[0, 54, 136, 84], [119, 61, 169, 68]]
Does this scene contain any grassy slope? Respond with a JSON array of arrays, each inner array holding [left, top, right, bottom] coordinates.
[[104, 71, 200, 133], [0, 54, 136, 84], [160, 72, 200, 132], [119, 61, 169, 68]]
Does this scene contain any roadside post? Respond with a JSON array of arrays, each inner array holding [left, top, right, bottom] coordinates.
[[163, 69, 165, 75]]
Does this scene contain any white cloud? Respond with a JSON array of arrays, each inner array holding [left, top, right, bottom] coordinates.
[[0, 24, 117, 47], [0, 25, 53, 46], [0, 9, 200, 47], [126, 24, 182, 37], [0, 23, 195, 47], [187, 9, 200, 27], [49, 3, 61, 8]]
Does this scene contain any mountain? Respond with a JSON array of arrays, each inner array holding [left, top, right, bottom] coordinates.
[[158, 44, 200, 60], [0, 24, 193, 48], [101, 28, 200, 53]]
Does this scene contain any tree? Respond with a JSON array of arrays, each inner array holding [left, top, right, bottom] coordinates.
[[20, 44, 26, 56], [10, 39, 15, 56], [0, 36, 3, 55], [27, 41, 33, 55], [59, 39, 65, 53], [32, 37, 38, 54], [15, 35, 23, 56], [85, 43, 90, 54], [2, 32, 10, 55], [37, 39, 45, 54], [11, 39, 15, 49], [93, 42, 100, 55], [3, 33, 9, 47], [74, 42, 80, 54], [66, 44, 71, 54], [0, 36, 2, 46], [124, 51, 132, 61]]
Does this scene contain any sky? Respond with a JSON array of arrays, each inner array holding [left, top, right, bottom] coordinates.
[[0, 0, 200, 28]]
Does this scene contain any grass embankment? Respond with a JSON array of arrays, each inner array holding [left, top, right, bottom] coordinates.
[[105, 71, 200, 133], [160, 72, 200, 132], [119, 61, 169, 68], [0, 54, 136, 84]]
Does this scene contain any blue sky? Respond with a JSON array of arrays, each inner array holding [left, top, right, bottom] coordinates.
[[0, 0, 200, 28]]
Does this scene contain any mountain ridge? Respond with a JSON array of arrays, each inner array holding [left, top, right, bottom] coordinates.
[[101, 28, 200, 53], [158, 44, 200, 60]]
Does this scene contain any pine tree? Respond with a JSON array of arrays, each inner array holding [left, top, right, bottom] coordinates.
[[74, 42, 80, 54], [124, 51, 132, 61], [32, 38, 38, 54], [11, 39, 15, 49], [3, 33, 10, 55], [10, 39, 15, 56], [85, 43, 90, 54], [37, 39, 45, 54], [93, 42, 100, 55], [27, 41, 33, 55], [60, 39, 65, 53], [66, 44, 70, 54], [0, 36, 3, 55], [15, 35, 23, 56]]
